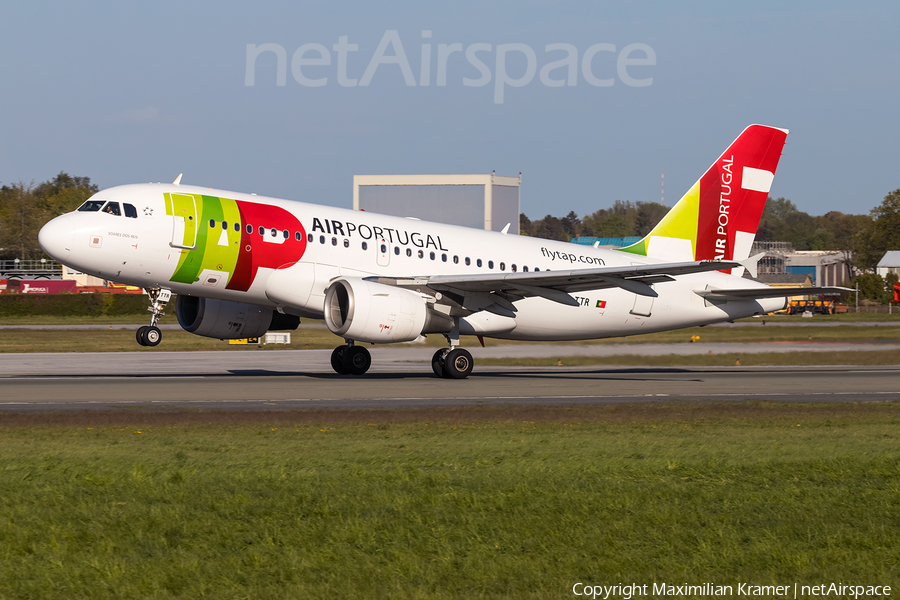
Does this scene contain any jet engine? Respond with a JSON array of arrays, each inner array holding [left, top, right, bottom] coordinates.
[[324, 277, 453, 343], [176, 295, 299, 339]]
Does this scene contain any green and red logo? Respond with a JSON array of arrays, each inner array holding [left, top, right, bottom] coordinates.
[[165, 193, 307, 291]]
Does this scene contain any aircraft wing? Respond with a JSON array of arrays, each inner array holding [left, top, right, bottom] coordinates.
[[370, 259, 746, 316], [694, 286, 850, 300]]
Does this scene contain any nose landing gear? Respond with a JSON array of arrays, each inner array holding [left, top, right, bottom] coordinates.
[[136, 287, 171, 347]]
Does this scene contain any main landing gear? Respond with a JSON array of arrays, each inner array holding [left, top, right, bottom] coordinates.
[[330, 341, 372, 376], [431, 347, 474, 379], [136, 287, 171, 347], [328, 321, 476, 379], [431, 320, 474, 379]]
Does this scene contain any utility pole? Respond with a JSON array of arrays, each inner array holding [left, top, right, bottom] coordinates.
[[661, 170, 665, 207]]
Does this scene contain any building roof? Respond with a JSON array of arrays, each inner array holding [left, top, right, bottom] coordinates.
[[570, 237, 641, 247], [755, 273, 813, 286], [877, 251, 900, 268]]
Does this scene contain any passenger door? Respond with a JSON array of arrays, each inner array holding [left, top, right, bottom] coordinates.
[[169, 194, 198, 249]]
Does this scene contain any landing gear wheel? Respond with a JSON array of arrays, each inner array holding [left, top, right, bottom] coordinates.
[[342, 346, 371, 376], [142, 326, 162, 347], [136, 325, 149, 346], [442, 348, 473, 379], [331, 346, 349, 375], [431, 348, 447, 378]]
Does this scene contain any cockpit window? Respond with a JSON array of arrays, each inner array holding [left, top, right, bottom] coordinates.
[[77, 200, 106, 212], [102, 202, 121, 216], [123, 203, 137, 218]]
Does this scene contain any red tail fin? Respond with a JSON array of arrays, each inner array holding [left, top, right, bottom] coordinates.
[[696, 125, 788, 262]]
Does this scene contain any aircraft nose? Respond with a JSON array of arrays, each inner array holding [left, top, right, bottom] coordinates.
[[38, 215, 75, 262]]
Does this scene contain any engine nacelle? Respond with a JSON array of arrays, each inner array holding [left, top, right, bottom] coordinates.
[[324, 277, 452, 343], [176, 295, 299, 339]]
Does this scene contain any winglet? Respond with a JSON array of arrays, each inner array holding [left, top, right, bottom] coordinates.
[[173, 173, 183, 185], [500, 223, 510, 235], [737, 252, 766, 279]]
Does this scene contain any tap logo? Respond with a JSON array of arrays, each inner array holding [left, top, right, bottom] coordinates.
[[164, 193, 307, 291]]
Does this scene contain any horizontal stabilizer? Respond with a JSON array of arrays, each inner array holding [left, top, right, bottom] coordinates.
[[694, 286, 850, 300], [737, 252, 767, 279]]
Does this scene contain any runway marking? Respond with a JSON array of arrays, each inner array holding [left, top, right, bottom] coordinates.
[[3, 391, 899, 407]]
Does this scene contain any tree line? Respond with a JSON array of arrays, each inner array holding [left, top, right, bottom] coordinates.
[[0, 173, 98, 261]]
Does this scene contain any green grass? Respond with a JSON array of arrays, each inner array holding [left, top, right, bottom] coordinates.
[[2, 324, 899, 355], [0, 402, 898, 599]]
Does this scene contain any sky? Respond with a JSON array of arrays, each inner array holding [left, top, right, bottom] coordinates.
[[1, 1, 898, 219]]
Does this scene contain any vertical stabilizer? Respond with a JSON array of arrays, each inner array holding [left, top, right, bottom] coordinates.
[[620, 125, 788, 273]]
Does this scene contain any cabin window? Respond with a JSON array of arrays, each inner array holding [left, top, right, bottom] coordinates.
[[210, 220, 216, 228], [270, 228, 277, 238], [430, 251, 435, 260], [488, 260, 494, 269], [222, 221, 228, 230], [283, 230, 289, 239], [477, 259, 482, 267], [234, 223, 240, 232], [441, 254, 447, 262], [102, 202, 121, 216], [465, 257, 470, 266], [500, 262, 506, 271], [511, 264, 517, 272], [320, 235, 326, 244], [247, 224, 253, 234], [344, 239, 350, 248], [453, 255, 459, 264], [258, 226, 265, 236], [361, 241, 368, 250], [394, 246, 400, 255], [418, 250, 424, 259], [332, 237, 337, 246], [380, 243, 387, 254], [123, 203, 137, 218], [307, 233, 313, 243], [78, 200, 105, 212], [406, 248, 412, 257], [523, 266, 528, 272], [295, 231, 301, 241]]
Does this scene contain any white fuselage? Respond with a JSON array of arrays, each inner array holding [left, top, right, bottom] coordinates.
[[39, 183, 783, 342]]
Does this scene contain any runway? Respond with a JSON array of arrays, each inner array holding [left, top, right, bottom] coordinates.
[[0, 349, 897, 411]]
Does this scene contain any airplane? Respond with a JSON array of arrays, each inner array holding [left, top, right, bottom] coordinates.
[[38, 125, 845, 378]]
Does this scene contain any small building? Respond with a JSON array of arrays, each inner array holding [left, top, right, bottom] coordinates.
[[353, 174, 520, 234], [876, 251, 900, 278], [754, 273, 814, 306], [784, 251, 851, 287]]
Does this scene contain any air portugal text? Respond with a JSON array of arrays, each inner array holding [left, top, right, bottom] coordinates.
[[714, 155, 734, 260], [311, 217, 448, 250]]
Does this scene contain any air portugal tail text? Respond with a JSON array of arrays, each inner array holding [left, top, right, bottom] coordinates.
[[620, 125, 788, 264]]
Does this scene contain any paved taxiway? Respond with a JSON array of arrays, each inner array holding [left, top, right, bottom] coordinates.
[[1, 349, 897, 411]]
